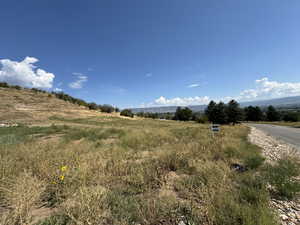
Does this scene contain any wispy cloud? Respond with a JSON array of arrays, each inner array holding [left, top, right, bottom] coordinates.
[[145, 73, 152, 78], [69, 72, 88, 89], [187, 83, 200, 88]]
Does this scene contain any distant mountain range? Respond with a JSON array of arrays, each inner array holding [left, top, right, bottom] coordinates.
[[131, 96, 300, 113]]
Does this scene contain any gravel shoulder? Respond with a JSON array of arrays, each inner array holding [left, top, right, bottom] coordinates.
[[248, 126, 300, 225], [248, 123, 300, 150]]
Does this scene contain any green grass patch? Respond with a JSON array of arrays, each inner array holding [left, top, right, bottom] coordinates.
[[264, 158, 300, 200], [0, 124, 69, 145]]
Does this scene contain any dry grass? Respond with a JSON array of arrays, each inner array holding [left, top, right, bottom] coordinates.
[[0, 171, 46, 225], [0, 88, 121, 125], [0, 115, 281, 225]]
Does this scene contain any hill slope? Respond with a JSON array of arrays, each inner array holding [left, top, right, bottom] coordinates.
[[0, 87, 101, 124]]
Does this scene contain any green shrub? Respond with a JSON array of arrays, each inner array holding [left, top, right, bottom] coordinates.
[[88, 102, 98, 110], [237, 174, 269, 205], [36, 214, 70, 225], [105, 190, 139, 223], [212, 172, 276, 225], [13, 85, 22, 90], [157, 152, 192, 173], [282, 112, 300, 122], [136, 197, 202, 225], [245, 155, 265, 170], [0, 82, 9, 88], [265, 158, 300, 199], [174, 107, 193, 121], [196, 115, 209, 123], [213, 195, 277, 225], [120, 109, 134, 118], [224, 147, 240, 159], [99, 104, 115, 113]]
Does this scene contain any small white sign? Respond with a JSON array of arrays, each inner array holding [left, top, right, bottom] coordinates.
[[211, 124, 220, 132]]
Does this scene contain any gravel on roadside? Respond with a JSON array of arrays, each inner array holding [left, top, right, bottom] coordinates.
[[248, 126, 300, 225]]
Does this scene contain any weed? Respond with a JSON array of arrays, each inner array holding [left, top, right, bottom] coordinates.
[[61, 186, 111, 225], [244, 155, 265, 170], [0, 171, 46, 225], [265, 158, 300, 199], [35, 214, 70, 225]]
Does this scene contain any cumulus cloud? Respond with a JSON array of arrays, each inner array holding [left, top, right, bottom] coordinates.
[[69, 72, 88, 89], [154, 96, 210, 106], [145, 77, 300, 107], [187, 83, 200, 88], [235, 77, 300, 101], [0, 57, 55, 88]]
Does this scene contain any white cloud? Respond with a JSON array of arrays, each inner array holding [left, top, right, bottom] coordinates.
[[187, 83, 200, 88], [144, 77, 300, 107], [69, 72, 88, 89], [154, 96, 210, 106], [145, 73, 152, 77], [0, 57, 55, 89], [54, 88, 63, 92], [235, 77, 300, 101]]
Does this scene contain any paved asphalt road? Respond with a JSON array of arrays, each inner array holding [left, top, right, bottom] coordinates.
[[249, 123, 300, 150]]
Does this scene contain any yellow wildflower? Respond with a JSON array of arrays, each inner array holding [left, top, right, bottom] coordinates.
[[60, 175, 65, 181], [61, 166, 67, 172]]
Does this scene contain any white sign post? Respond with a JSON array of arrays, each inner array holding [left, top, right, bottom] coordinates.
[[211, 124, 220, 135]]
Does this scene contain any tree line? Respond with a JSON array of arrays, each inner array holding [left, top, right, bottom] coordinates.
[[205, 100, 300, 123], [244, 105, 300, 122], [135, 99, 300, 123]]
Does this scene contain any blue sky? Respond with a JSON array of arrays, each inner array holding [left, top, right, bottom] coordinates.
[[1, 0, 300, 108]]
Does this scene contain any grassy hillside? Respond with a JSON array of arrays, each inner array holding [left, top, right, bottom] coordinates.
[[0, 87, 113, 124]]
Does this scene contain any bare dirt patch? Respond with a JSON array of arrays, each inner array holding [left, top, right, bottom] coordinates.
[[158, 171, 180, 199], [29, 207, 57, 225]]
